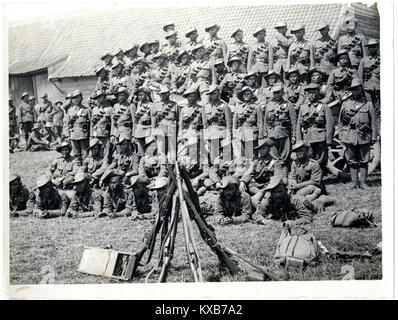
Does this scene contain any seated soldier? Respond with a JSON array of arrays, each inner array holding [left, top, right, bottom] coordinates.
[[240, 138, 284, 208], [29, 175, 70, 219], [100, 171, 134, 219], [26, 123, 51, 151], [50, 141, 80, 190], [65, 172, 102, 219], [252, 176, 313, 226], [83, 138, 108, 188], [126, 175, 154, 220], [146, 176, 170, 220], [213, 176, 252, 226], [138, 137, 167, 182], [288, 141, 323, 201], [9, 174, 31, 218]]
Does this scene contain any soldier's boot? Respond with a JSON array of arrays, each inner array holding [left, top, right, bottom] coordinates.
[[359, 165, 369, 190], [349, 166, 359, 189]]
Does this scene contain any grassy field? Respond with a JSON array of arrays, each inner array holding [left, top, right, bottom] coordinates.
[[9, 151, 382, 284]]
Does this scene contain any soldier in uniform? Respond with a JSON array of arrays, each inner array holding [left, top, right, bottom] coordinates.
[[91, 90, 112, 160], [50, 141, 79, 189], [138, 137, 167, 182], [9, 95, 20, 153], [52, 100, 64, 141], [170, 50, 191, 94], [146, 40, 161, 66], [211, 58, 228, 86], [310, 22, 337, 75], [29, 175, 70, 219], [296, 83, 334, 172], [272, 21, 294, 75], [152, 85, 179, 161], [42, 94, 57, 143], [94, 66, 110, 93], [283, 68, 305, 112], [243, 71, 260, 93], [240, 138, 284, 207], [111, 87, 134, 145], [148, 52, 171, 101], [26, 123, 50, 151], [101, 52, 114, 74], [127, 58, 150, 98], [252, 176, 313, 226], [338, 79, 376, 189], [287, 24, 311, 73], [83, 138, 107, 188], [9, 174, 31, 217], [288, 141, 323, 201], [124, 44, 140, 75], [203, 85, 232, 164], [327, 50, 359, 100], [139, 42, 152, 59], [247, 27, 273, 79], [184, 27, 202, 53], [337, 17, 366, 70], [226, 29, 250, 73], [305, 67, 333, 104], [126, 175, 154, 220], [256, 70, 283, 105], [213, 176, 253, 226], [64, 90, 91, 161], [108, 61, 129, 95], [18, 91, 37, 142], [219, 56, 245, 104], [263, 84, 297, 176], [203, 24, 227, 62], [162, 31, 181, 65], [187, 44, 207, 87], [232, 86, 264, 160]]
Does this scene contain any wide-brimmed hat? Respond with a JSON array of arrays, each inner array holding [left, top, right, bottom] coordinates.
[[148, 40, 159, 46], [70, 171, 89, 185], [165, 31, 178, 39], [111, 61, 125, 69], [116, 87, 129, 95], [185, 27, 197, 38], [40, 93, 48, 98], [117, 136, 131, 145], [205, 24, 220, 32], [159, 85, 171, 94], [177, 50, 189, 63], [144, 136, 157, 149], [56, 141, 71, 152], [36, 175, 51, 189], [55, 100, 63, 105], [219, 176, 239, 189], [315, 21, 329, 31], [231, 28, 243, 38], [292, 141, 310, 152], [244, 71, 258, 80], [93, 90, 106, 99], [254, 138, 274, 150], [253, 27, 266, 37], [9, 95, 13, 101], [307, 67, 325, 79], [191, 43, 204, 53], [206, 85, 220, 95], [113, 48, 124, 56], [126, 175, 150, 188], [101, 52, 114, 60], [264, 70, 281, 80], [20, 92, 29, 99], [264, 176, 286, 191], [71, 90, 83, 98], [335, 49, 349, 60], [237, 86, 255, 102], [152, 52, 168, 61], [348, 78, 363, 90], [101, 169, 124, 185], [284, 67, 301, 80], [139, 42, 149, 52], [65, 93, 72, 100], [365, 39, 379, 47], [148, 176, 169, 190], [182, 86, 200, 98], [95, 66, 108, 76], [88, 138, 103, 150], [28, 96, 36, 101], [213, 58, 224, 66], [163, 22, 175, 32], [304, 83, 321, 92], [125, 44, 139, 53], [135, 86, 150, 96], [227, 55, 242, 67], [274, 21, 287, 29], [131, 57, 149, 66], [291, 24, 305, 33]]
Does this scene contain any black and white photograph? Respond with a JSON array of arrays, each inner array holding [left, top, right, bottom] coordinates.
[[2, 0, 395, 300]]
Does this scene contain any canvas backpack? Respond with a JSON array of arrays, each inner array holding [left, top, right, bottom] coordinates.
[[331, 208, 375, 228]]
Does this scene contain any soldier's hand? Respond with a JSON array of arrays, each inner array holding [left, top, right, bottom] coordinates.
[[219, 217, 234, 226]]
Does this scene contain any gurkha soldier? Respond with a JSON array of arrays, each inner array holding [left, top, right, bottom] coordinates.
[[126, 175, 154, 220], [203, 85, 233, 164], [148, 52, 171, 101], [170, 50, 191, 94], [247, 27, 273, 79], [42, 94, 57, 143], [337, 17, 366, 70], [38, 93, 52, 127], [310, 22, 337, 75], [211, 58, 228, 86], [283, 68, 305, 112], [83, 138, 107, 188], [94, 66, 111, 94], [263, 84, 297, 176], [288, 142, 323, 202], [26, 123, 50, 151], [18, 92, 37, 142], [287, 24, 311, 73], [108, 61, 129, 95], [219, 56, 245, 104], [64, 90, 91, 161], [111, 87, 134, 144], [162, 31, 181, 65], [124, 44, 140, 75], [139, 42, 152, 59], [240, 138, 284, 208], [52, 101, 64, 141], [253, 176, 314, 226], [91, 90, 112, 160], [127, 58, 150, 98], [147, 40, 161, 67], [338, 79, 376, 189], [226, 29, 251, 73], [152, 85, 179, 161], [9, 174, 31, 218], [305, 67, 333, 104], [203, 24, 227, 62], [30, 175, 70, 219], [296, 83, 334, 172], [232, 86, 264, 160], [213, 176, 253, 226], [101, 52, 114, 74], [50, 141, 80, 189], [138, 137, 167, 182], [9, 95, 20, 152], [358, 39, 380, 114], [256, 70, 283, 105], [327, 50, 359, 100], [272, 22, 294, 75], [113, 48, 126, 65], [243, 71, 260, 94], [187, 44, 208, 88], [178, 155, 210, 196], [184, 27, 202, 54]]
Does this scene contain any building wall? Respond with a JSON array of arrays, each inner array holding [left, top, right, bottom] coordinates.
[[54, 76, 97, 103], [9, 75, 34, 106]]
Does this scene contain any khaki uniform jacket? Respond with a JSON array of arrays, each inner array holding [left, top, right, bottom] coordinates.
[[108, 75, 129, 95], [202, 101, 232, 140], [287, 39, 310, 68], [219, 71, 245, 98], [310, 36, 337, 74], [327, 66, 359, 92], [178, 103, 205, 141], [68, 188, 101, 215], [9, 105, 18, 134], [92, 104, 112, 138], [289, 158, 322, 186], [337, 33, 366, 67], [264, 99, 297, 140], [132, 101, 154, 138], [247, 40, 273, 72], [52, 105, 64, 127], [273, 33, 293, 60], [241, 156, 284, 187], [111, 102, 134, 140], [18, 102, 37, 123], [102, 187, 134, 215], [233, 101, 264, 141], [138, 155, 167, 180], [30, 187, 69, 214], [83, 154, 107, 180], [152, 100, 179, 137], [64, 104, 91, 140], [358, 56, 380, 91], [338, 98, 376, 145], [214, 191, 252, 224], [296, 102, 334, 144]]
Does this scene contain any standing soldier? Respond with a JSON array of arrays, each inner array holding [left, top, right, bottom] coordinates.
[[43, 96, 57, 143], [170, 50, 191, 94], [152, 85, 179, 162], [287, 24, 311, 73], [101, 52, 114, 74], [226, 29, 250, 73], [91, 90, 113, 160], [94, 66, 110, 93], [9, 95, 20, 152], [256, 70, 283, 105], [148, 52, 171, 101], [50, 141, 80, 189], [64, 90, 91, 161], [203, 85, 233, 164], [306, 67, 333, 104], [338, 79, 376, 189], [283, 68, 305, 112], [111, 87, 134, 145], [337, 17, 366, 70], [219, 56, 245, 104], [108, 61, 129, 95], [212, 58, 228, 86], [247, 27, 273, 83], [263, 84, 297, 176], [124, 44, 140, 75], [310, 21, 337, 75], [232, 86, 264, 160], [18, 92, 37, 143], [272, 22, 294, 75], [127, 58, 150, 98], [162, 31, 181, 65], [184, 27, 201, 53], [113, 48, 126, 65], [203, 24, 227, 62], [52, 100, 64, 141], [296, 83, 334, 172]]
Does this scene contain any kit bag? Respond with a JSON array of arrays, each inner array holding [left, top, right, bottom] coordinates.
[[331, 209, 375, 228]]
